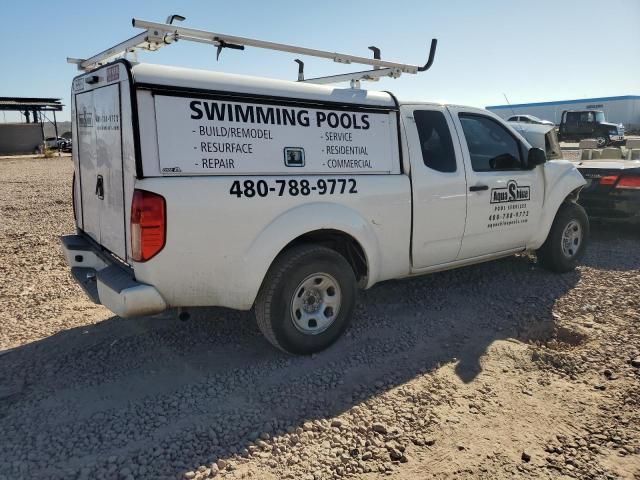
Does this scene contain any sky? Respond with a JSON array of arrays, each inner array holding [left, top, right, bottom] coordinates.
[[1, 0, 639, 122]]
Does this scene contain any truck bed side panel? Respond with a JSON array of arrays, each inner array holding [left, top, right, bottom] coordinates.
[[131, 175, 411, 310]]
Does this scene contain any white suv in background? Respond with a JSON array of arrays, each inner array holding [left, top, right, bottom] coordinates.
[[507, 114, 554, 126]]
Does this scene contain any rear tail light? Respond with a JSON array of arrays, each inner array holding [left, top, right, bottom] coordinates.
[[130, 189, 166, 262], [615, 175, 640, 190], [599, 175, 618, 185]]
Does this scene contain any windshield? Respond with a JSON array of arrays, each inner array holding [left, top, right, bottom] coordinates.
[[595, 111, 606, 123], [528, 115, 542, 123]]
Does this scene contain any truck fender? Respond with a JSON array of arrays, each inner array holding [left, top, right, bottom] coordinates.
[[241, 202, 382, 307], [528, 161, 586, 250]]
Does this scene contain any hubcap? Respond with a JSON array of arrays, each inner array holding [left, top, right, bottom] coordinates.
[[290, 273, 341, 335], [561, 220, 582, 258], [596, 137, 607, 147]]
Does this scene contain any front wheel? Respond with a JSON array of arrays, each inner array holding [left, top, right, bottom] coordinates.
[[255, 245, 357, 354], [537, 202, 589, 273], [595, 135, 609, 148]]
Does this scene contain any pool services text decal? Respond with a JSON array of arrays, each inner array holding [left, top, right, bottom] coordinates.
[[154, 96, 398, 176]]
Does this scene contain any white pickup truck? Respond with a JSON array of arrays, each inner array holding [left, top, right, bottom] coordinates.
[[62, 34, 589, 354]]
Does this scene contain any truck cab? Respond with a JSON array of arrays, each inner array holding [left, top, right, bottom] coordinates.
[[402, 104, 551, 266], [559, 110, 624, 147]]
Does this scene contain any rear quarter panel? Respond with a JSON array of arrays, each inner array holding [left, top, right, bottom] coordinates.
[[132, 175, 411, 310]]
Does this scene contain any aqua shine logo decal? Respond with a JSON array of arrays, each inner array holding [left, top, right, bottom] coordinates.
[[490, 180, 531, 204]]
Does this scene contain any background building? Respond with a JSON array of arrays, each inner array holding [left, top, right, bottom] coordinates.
[[487, 95, 640, 130], [0, 97, 63, 154]]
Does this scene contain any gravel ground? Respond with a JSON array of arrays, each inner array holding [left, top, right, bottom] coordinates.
[[0, 156, 639, 479]]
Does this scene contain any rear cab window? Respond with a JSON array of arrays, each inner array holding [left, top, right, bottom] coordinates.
[[566, 112, 579, 125], [413, 110, 457, 173]]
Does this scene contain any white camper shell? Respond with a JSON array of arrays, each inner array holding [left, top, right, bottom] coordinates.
[[62, 20, 588, 354]]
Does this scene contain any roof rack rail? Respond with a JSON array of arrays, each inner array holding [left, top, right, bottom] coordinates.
[[68, 16, 437, 87]]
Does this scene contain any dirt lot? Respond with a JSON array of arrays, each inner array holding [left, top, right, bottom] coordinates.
[[1, 156, 639, 480]]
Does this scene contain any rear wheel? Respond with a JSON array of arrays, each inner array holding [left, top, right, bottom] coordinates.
[[255, 245, 357, 354], [537, 202, 589, 272]]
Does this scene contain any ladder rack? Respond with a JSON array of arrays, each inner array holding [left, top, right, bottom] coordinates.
[[68, 16, 437, 87]]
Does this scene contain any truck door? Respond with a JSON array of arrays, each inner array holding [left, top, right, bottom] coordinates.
[[448, 107, 544, 259], [563, 111, 579, 139], [559, 111, 568, 138], [577, 111, 595, 138], [403, 106, 467, 268], [74, 81, 126, 259]]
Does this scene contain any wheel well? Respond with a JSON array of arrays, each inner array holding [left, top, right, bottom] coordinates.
[[566, 187, 582, 203], [281, 229, 368, 285]]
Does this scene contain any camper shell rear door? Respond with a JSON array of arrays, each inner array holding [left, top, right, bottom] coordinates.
[[72, 62, 136, 261]]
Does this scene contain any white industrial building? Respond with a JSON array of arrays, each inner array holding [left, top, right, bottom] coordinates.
[[487, 95, 640, 130]]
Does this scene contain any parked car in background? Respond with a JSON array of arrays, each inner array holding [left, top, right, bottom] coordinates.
[[558, 110, 624, 147], [44, 137, 63, 148], [44, 136, 71, 150], [573, 139, 640, 224], [507, 114, 554, 126]]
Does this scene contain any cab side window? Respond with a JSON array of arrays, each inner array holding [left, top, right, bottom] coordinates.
[[459, 114, 523, 171], [579, 111, 594, 123], [414, 110, 456, 173], [566, 112, 579, 126]]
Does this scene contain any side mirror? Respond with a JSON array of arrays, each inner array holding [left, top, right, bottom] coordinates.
[[527, 147, 546, 169]]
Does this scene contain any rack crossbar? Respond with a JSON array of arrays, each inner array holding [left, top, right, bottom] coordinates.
[[68, 17, 437, 86], [133, 19, 421, 74]]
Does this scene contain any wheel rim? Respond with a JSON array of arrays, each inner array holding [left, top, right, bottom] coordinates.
[[290, 273, 341, 335], [561, 220, 582, 258], [596, 136, 607, 147]]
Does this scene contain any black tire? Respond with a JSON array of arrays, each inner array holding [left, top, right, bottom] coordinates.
[[595, 135, 609, 148], [537, 202, 589, 273], [255, 244, 357, 355]]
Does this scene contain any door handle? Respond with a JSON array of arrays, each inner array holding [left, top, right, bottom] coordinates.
[[469, 184, 488, 192], [95, 175, 104, 199]]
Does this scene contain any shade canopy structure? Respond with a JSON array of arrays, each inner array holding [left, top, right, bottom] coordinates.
[[0, 96, 63, 124], [0, 97, 65, 154], [0, 97, 63, 112]]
